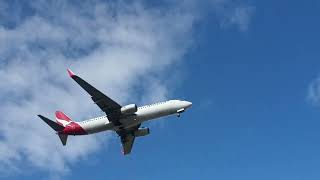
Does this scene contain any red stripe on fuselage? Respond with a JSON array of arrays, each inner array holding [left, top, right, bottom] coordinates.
[[61, 122, 87, 135]]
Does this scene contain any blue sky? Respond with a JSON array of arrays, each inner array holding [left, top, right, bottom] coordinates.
[[2, 0, 320, 180]]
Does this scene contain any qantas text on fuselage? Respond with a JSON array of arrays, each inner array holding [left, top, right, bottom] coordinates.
[[38, 69, 192, 155]]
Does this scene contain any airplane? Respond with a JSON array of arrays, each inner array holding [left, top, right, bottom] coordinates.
[[38, 69, 192, 155]]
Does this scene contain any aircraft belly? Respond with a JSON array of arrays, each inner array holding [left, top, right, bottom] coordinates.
[[81, 119, 113, 134], [79, 105, 176, 134], [136, 107, 174, 122]]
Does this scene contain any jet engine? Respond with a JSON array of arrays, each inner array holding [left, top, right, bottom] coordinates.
[[134, 127, 150, 137], [121, 104, 138, 115]]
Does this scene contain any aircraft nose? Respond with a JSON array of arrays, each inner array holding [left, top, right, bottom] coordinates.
[[183, 101, 192, 109]]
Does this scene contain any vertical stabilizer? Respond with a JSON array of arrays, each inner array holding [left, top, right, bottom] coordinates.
[[55, 111, 73, 127]]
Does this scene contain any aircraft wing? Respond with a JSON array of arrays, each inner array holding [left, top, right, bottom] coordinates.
[[121, 134, 136, 155], [118, 124, 141, 155], [67, 69, 122, 124]]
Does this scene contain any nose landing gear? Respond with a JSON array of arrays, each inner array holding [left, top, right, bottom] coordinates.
[[176, 108, 185, 118]]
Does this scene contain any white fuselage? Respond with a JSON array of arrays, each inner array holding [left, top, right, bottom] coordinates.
[[77, 100, 192, 134]]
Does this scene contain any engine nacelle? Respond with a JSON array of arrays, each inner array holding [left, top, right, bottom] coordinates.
[[134, 127, 150, 137], [121, 104, 138, 115]]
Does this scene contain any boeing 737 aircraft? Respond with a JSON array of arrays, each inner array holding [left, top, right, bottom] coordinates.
[[38, 69, 192, 155]]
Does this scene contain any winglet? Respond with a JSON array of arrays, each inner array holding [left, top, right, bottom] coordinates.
[[67, 68, 75, 77]]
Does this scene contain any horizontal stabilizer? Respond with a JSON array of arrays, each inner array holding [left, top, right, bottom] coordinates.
[[38, 115, 65, 132], [58, 133, 68, 146]]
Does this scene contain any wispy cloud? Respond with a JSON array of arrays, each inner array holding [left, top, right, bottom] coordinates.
[[211, 0, 255, 32], [0, 0, 255, 176], [0, 0, 195, 175], [227, 6, 255, 32], [307, 76, 320, 105], [179, 0, 255, 32]]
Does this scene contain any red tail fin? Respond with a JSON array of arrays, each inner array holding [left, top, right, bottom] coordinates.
[[55, 111, 73, 127]]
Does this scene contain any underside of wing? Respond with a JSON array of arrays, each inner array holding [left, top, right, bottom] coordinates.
[[67, 69, 122, 124], [117, 124, 141, 155], [121, 134, 135, 155]]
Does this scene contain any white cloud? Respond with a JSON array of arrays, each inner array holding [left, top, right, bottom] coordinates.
[[213, 1, 255, 32], [0, 0, 255, 176], [178, 0, 255, 32], [307, 76, 320, 105], [0, 0, 195, 175], [228, 6, 255, 32]]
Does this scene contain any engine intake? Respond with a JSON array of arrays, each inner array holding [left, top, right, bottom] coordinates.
[[134, 127, 150, 137], [121, 104, 138, 115]]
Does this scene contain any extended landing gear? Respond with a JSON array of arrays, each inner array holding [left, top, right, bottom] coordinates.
[[176, 108, 185, 118]]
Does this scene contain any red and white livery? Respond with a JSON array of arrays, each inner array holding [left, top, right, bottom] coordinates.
[[38, 69, 192, 155]]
